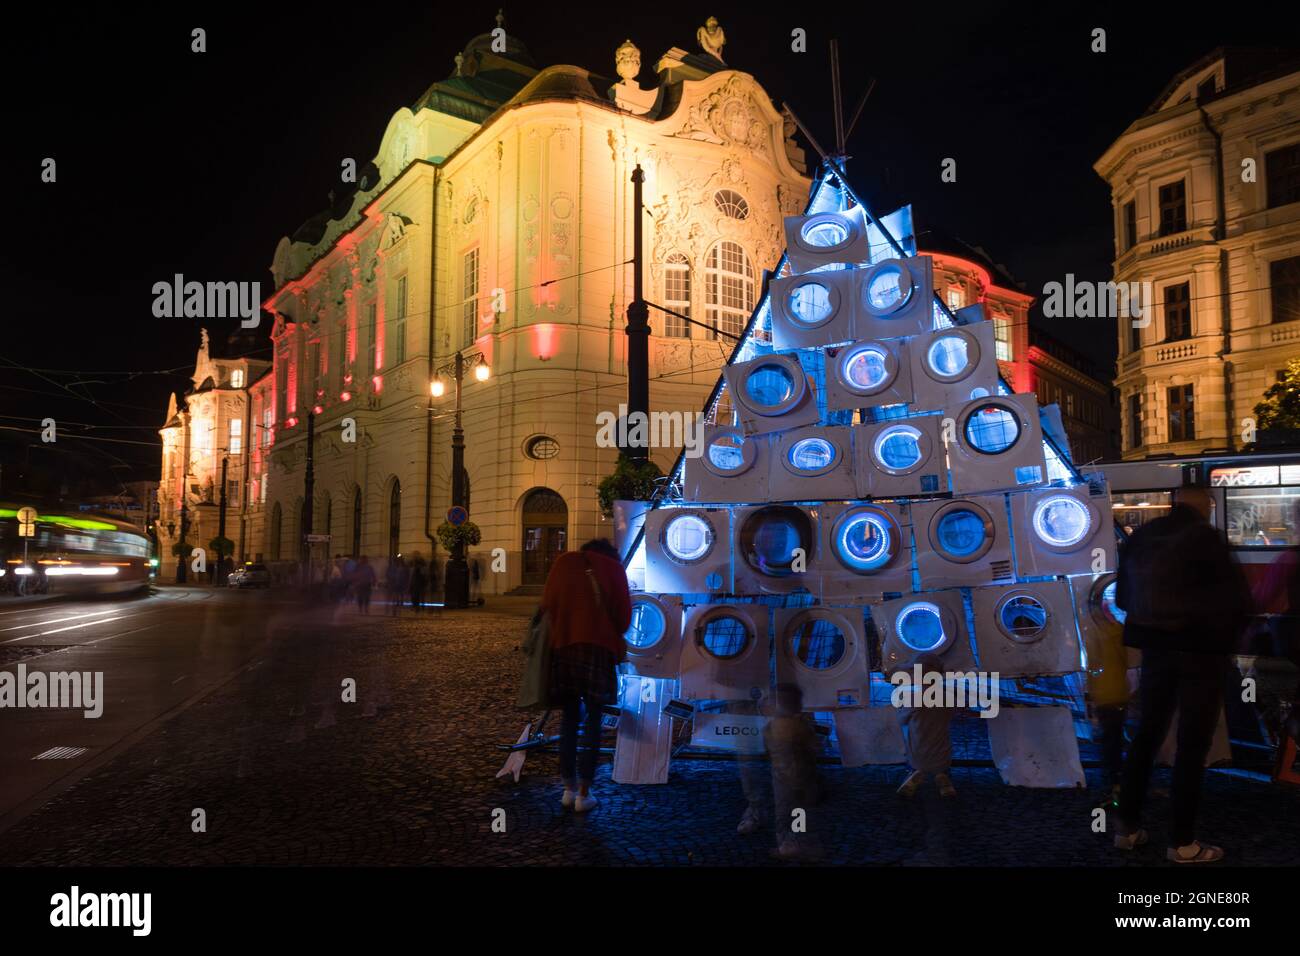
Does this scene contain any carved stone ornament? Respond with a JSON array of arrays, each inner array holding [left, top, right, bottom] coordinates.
[[696, 16, 725, 61]]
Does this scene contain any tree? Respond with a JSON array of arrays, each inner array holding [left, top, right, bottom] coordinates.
[[1254, 358, 1300, 431], [597, 453, 664, 519], [436, 520, 481, 553]]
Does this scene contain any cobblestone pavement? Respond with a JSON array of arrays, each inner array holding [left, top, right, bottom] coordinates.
[[1, 596, 1297, 866]]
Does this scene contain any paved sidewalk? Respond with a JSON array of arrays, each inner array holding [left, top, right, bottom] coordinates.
[[1, 604, 1297, 866]]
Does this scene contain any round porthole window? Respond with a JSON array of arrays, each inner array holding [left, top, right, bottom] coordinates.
[[626, 600, 666, 650], [1098, 578, 1126, 627], [787, 615, 847, 671], [838, 343, 895, 394], [997, 594, 1049, 644], [738, 505, 813, 579], [798, 215, 853, 251], [926, 332, 976, 381], [1032, 494, 1092, 549], [786, 281, 836, 327], [928, 501, 995, 564], [745, 363, 795, 408], [964, 403, 1021, 454], [832, 507, 897, 573], [703, 429, 752, 477], [872, 424, 927, 474], [661, 513, 715, 564], [896, 602, 947, 653], [524, 435, 560, 460], [699, 613, 751, 660], [786, 436, 838, 474], [861, 260, 915, 316]]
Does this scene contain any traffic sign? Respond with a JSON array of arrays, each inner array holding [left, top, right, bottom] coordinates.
[[16, 507, 37, 538], [447, 506, 469, 526]]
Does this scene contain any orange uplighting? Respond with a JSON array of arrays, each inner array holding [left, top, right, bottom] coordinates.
[[532, 323, 557, 360], [372, 375, 383, 393]]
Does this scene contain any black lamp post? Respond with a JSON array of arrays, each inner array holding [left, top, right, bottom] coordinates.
[[431, 349, 488, 609], [176, 499, 189, 584]]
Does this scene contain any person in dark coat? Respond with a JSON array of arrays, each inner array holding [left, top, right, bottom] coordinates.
[[408, 554, 427, 611], [540, 539, 632, 812], [1114, 500, 1251, 863]]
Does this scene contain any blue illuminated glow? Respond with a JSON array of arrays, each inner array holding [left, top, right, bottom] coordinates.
[[835, 511, 893, 571], [701, 615, 749, 658], [927, 335, 970, 377], [874, 425, 923, 470], [740, 507, 811, 578], [935, 508, 987, 558], [1101, 580, 1126, 625], [789, 618, 846, 670], [707, 433, 746, 471], [788, 282, 833, 325], [1000, 595, 1048, 640], [1033, 495, 1092, 547], [745, 364, 795, 407], [864, 264, 911, 313], [897, 602, 945, 652], [663, 514, 713, 563], [788, 437, 837, 472], [800, 218, 849, 248], [842, 345, 890, 391], [626, 601, 665, 649], [965, 404, 1020, 453]]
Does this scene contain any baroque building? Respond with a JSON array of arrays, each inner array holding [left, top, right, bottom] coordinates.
[[257, 17, 809, 590], [1095, 48, 1300, 459]]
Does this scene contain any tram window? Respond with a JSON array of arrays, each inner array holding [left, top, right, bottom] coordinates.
[[1111, 491, 1173, 535], [1224, 486, 1300, 547]]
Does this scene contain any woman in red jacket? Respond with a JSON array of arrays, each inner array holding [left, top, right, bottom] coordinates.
[[541, 539, 633, 812]]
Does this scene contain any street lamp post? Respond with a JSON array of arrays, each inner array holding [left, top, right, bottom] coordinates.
[[431, 349, 488, 609], [176, 498, 189, 584]]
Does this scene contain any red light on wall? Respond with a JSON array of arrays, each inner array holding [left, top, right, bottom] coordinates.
[[340, 391, 352, 402], [532, 323, 557, 360], [344, 373, 353, 385], [372, 375, 383, 393], [312, 404, 324, 415], [286, 417, 298, 428]]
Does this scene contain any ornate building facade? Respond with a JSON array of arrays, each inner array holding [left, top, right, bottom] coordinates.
[[257, 18, 809, 590], [1096, 49, 1300, 459]]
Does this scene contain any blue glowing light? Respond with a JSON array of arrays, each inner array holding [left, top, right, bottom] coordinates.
[[701, 615, 749, 658], [663, 513, 713, 563], [965, 404, 1020, 453], [935, 508, 987, 558], [835, 511, 894, 572], [874, 425, 923, 470], [788, 437, 837, 472], [999, 595, 1047, 640], [897, 602, 945, 652], [707, 433, 746, 471], [1033, 495, 1092, 547], [842, 345, 890, 391], [626, 601, 666, 648], [746, 363, 795, 407], [788, 282, 833, 325], [927, 334, 970, 377]]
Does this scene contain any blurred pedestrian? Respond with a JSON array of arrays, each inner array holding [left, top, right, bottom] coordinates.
[[540, 539, 631, 812], [896, 653, 958, 799], [1114, 499, 1251, 863], [355, 555, 375, 614], [470, 556, 482, 604], [763, 683, 824, 861], [386, 556, 406, 617], [409, 554, 427, 611]]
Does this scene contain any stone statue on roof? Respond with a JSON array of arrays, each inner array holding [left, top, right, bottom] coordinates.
[[697, 16, 725, 62]]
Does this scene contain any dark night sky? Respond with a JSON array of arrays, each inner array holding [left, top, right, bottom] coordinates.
[[4, 2, 1297, 487]]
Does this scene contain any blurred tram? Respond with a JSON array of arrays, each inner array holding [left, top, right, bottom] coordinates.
[[0, 505, 152, 596]]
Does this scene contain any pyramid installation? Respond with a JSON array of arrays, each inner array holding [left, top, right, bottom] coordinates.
[[615, 169, 1121, 785]]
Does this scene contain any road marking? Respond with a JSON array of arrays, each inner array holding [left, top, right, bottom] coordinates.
[[34, 747, 89, 760], [82, 623, 161, 646], [0, 608, 121, 633], [3, 616, 128, 644], [171, 675, 187, 685]]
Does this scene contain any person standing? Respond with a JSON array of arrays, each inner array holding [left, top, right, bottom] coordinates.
[[539, 539, 632, 812], [1114, 500, 1251, 863], [355, 555, 375, 614], [409, 554, 427, 612]]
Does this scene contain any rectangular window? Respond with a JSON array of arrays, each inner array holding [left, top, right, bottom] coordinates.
[[260, 473, 267, 505], [1270, 256, 1300, 324], [1164, 282, 1191, 340], [1266, 143, 1300, 210], [1066, 392, 1075, 418], [1224, 485, 1300, 547], [1114, 491, 1173, 535], [226, 479, 240, 507], [1123, 200, 1137, 250], [1129, 313, 1142, 353], [1158, 180, 1187, 237], [394, 275, 408, 365], [337, 319, 347, 384], [229, 418, 242, 456], [993, 315, 1011, 361], [262, 407, 272, 447], [1167, 384, 1195, 442], [367, 302, 378, 374], [946, 287, 964, 312], [462, 249, 479, 346], [231, 369, 245, 389], [664, 258, 691, 338], [1128, 393, 1142, 450]]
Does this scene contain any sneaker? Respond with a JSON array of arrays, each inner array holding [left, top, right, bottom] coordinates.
[[736, 804, 764, 835], [574, 792, 599, 813], [561, 788, 578, 809], [935, 773, 957, 798], [1167, 841, 1224, 864], [897, 770, 926, 797], [1114, 828, 1148, 850]]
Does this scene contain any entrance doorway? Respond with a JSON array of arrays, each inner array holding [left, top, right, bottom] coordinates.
[[521, 487, 567, 586]]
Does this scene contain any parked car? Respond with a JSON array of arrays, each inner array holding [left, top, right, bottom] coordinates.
[[228, 563, 271, 588]]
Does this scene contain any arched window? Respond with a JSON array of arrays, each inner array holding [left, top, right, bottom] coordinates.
[[713, 189, 750, 220], [663, 254, 691, 338], [270, 502, 282, 560], [705, 241, 755, 341], [388, 480, 401, 558], [351, 487, 362, 558]]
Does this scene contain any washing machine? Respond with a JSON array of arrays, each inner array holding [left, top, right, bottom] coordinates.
[[775, 606, 871, 709], [970, 580, 1082, 677], [769, 270, 856, 351], [1010, 482, 1116, 578], [824, 338, 914, 412], [732, 504, 819, 596], [853, 414, 948, 499], [682, 425, 772, 505], [947, 393, 1047, 495], [783, 207, 873, 273], [875, 589, 977, 674], [908, 320, 1000, 412], [722, 353, 821, 437], [819, 501, 913, 602], [911, 493, 1014, 590], [624, 593, 684, 679], [770, 425, 856, 502], [643, 507, 733, 596], [680, 602, 772, 701], [1071, 572, 1141, 673], [852, 256, 935, 341]]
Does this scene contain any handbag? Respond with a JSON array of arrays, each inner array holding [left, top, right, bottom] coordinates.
[[583, 556, 627, 662], [516, 607, 552, 709]]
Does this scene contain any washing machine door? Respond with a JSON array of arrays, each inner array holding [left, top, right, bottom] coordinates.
[[722, 353, 821, 436], [948, 393, 1047, 495], [820, 501, 913, 602], [909, 321, 1000, 413], [1010, 482, 1116, 577], [1071, 572, 1140, 679], [775, 606, 871, 709], [680, 603, 771, 701], [912, 494, 1014, 589], [624, 593, 684, 679], [824, 338, 914, 412], [853, 414, 948, 499], [853, 256, 935, 340], [732, 504, 818, 595], [770, 425, 856, 502], [643, 507, 733, 596], [683, 426, 771, 505], [783, 208, 873, 274], [770, 271, 856, 351], [875, 589, 977, 674], [971, 580, 1081, 677]]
